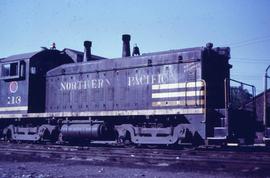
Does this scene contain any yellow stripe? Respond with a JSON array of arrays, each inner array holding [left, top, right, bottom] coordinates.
[[152, 99, 204, 107], [0, 106, 28, 112], [152, 90, 204, 98], [152, 81, 204, 90]]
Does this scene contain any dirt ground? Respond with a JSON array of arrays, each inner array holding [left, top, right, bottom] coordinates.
[[0, 159, 264, 178]]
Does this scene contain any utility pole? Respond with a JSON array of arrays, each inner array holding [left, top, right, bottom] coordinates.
[[264, 65, 270, 129]]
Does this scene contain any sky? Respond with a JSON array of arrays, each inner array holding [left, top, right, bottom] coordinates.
[[0, 0, 269, 93]]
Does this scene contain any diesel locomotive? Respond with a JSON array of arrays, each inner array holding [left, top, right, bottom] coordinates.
[[0, 34, 266, 146]]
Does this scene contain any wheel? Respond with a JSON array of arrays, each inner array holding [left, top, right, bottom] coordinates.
[[40, 129, 51, 142], [50, 129, 60, 143], [117, 132, 132, 146], [5, 130, 13, 142], [58, 133, 64, 144], [192, 132, 204, 147], [117, 136, 125, 144]]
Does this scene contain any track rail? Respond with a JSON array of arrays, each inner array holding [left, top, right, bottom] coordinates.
[[0, 142, 270, 175]]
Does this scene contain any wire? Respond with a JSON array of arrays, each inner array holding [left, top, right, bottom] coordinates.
[[233, 57, 270, 61], [222, 35, 270, 47], [232, 73, 263, 77], [232, 38, 270, 48], [230, 57, 270, 64], [231, 75, 263, 80], [233, 60, 269, 64]]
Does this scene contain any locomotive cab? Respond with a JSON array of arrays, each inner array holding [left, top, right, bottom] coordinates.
[[0, 49, 73, 114]]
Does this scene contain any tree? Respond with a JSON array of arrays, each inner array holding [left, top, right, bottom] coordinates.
[[230, 86, 253, 109]]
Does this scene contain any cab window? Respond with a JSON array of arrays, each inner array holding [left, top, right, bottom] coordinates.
[[0, 61, 24, 80]]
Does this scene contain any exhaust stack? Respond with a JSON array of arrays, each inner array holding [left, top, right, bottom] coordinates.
[[83, 41, 92, 62], [122, 34, 131, 57]]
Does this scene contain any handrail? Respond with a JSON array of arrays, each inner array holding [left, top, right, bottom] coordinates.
[[224, 78, 229, 128], [185, 82, 188, 106], [224, 78, 256, 128], [224, 78, 256, 111], [201, 80, 207, 110], [195, 70, 198, 106]]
